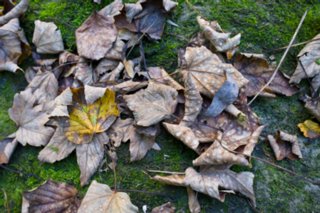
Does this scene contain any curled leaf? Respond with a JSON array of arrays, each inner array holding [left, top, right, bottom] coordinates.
[[22, 180, 80, 213], [78, 180, 138, 213], [124, 81, 178, 126], [151, 202, 175, 213], [0, 0, 29, 26], [32, 20, 64, 54]]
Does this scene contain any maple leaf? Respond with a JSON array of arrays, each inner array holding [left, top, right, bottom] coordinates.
[[124, 81, 178, 126], [32, 20, 64, 54], [298, 119, 320, 139], [22, 180, 80, 213], [39, 86, 119, 185], [78, 180, 138, 213]]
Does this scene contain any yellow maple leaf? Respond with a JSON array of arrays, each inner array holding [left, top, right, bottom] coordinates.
[[66, 89, 119, 144], [298, 119, 320, 139]]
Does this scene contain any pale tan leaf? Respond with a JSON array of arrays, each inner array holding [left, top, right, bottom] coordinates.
[[76, 12, 117, 60], [106, 80, 148, 93], [180, 46, 248, 98], [22, 180, 80, 213], [163, 122, 199, 151], [0, 136, 17, 164], [197, 16, 241, 52], [151, 202, 175, 213], [124, 81, 178, 126], [78, 180, 138, 213], [148, 67, 184, 91], [187, 187, 201, 213], [108, 118, 134, 147], [99, 0, 123, 18], [152, 173, 186, 187], [32, 20, 64, 54]]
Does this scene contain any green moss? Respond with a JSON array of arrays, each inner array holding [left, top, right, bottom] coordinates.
[[1, 0, 320, 212]]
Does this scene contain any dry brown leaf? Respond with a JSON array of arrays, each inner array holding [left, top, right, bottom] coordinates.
[[21, 180, 80, 213], [99, 0, 124, 18], [0, 0, 29, 26], [59, 51, 80, 65], [0, 135, 17, 164], [71, 57, 96, 85], [78, 180, 138, 213], [197, 16, 241, 53], [106, 80, 148, 93], [124, 81, 178, 126], [304, 97, 320, 122], [9, 88, 54, 146], [148, 67, 184, 91], [234, 53, 297, 97], [108, 118, 134, 147], [0, 18, 29, 73], [151, 202, 176, 213], [290, 33, 320, 87], [76, 12, 117, 60], [180, 46, 248, 98], [187, 187, 201, 213], [163, 122, 199, 151], [32, 20, 64, 54], [268, 131, 302, 161]]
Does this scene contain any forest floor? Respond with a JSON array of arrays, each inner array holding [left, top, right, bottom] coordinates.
[[0, 0, 320, 212]]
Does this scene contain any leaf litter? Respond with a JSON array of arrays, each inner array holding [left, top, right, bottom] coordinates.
[[0, 0, 318, 212]]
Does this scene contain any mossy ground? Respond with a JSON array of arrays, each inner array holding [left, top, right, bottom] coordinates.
[[1, 0, 320, 212]]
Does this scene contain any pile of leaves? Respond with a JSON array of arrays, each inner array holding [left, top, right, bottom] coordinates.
[[0, 0, 318, 212]]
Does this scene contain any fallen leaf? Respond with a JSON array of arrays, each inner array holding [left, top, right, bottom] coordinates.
[[22, 180, 80, 213], [180, 72, 202, 126], [179, 46, 248, 98], [9, 88, 54, 146], [32, 20, 64, 54], [108, 118, 134, 147], [290, 33, 320, 87], [151, 202, 175, 213], [0, 135, 17, 164], [304, 97, 320, 122], [149, 67, 184, 91], [0, 0, 29, 26], [76, 12, 117, 60], [0, 18, 29, 72], [233, 53, 297, 97], [78, 180, 138, 213], [298, 119, 320, 138], [267, 131, 302, 161], [71, 57, 96, 85], [124, 81, 178, 126], [197, 16, 241, 53], [204, 71, 239, 117]]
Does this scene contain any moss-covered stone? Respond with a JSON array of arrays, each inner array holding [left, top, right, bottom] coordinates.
[[0, 0, 320, 212]]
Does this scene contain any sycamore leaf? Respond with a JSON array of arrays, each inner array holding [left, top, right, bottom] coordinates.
[[0, 18, 29, 72], [197, 16, 241, 53], [124, 81, 178, 126], [180, 72, 202, 126], [267, 131, 302, 161], [76, 12, 117, 60], [66, 88, 119, 145], [151, 202, 176, 213], [234, 53, 297, 97], [32, 20, 64, 54], [180, 46, 248, 98], [9, 89, 54, 146], [148, 67, 184, 91], [290, 33, 320, 87], [298, 119, 320, 139], [22, 180, 80, 213], [78, 180, 138, 213]]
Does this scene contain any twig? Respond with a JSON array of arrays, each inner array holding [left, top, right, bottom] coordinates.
[[0, 164, 43, 181], [270, 37, 320, 52], [147, 169, 185, 175], [249, 10, 309, 105]]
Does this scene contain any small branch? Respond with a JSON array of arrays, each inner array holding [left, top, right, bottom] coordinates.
[[270, 37, 320, 52], [249, 10, 309, 105], [147, 169, 185, 175]]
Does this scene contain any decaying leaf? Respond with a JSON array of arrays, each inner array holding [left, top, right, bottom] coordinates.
[[0, 18, 29, 72], [153, 167, 256, 209], [76, 12, 117, 60], [205, 71, 239, 117], [290, 33, 320, 88], [267, 131, 302, 161], [149, 67, 184, 91], [108, 118, 134, 147], [187, 187, 201, 213], [125, 0, 178, 40], [151, 202, 175, 213], [9, 88, 54, 146], [22, 180, 80, 213], [0, 135, 17, 164], [197, 16, 241, 53], [180, 72, 202, 126], [78, 180, 138, 213], [124, 81, 178, 126], [40, 87, 119, 185], [179, 46, 248, 98], [298, 119, 320, 139], [32, 20, 64, 54], [304, 97, 320, 122], [234, 53, 297, 97], [0, 0, 29, 26]]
